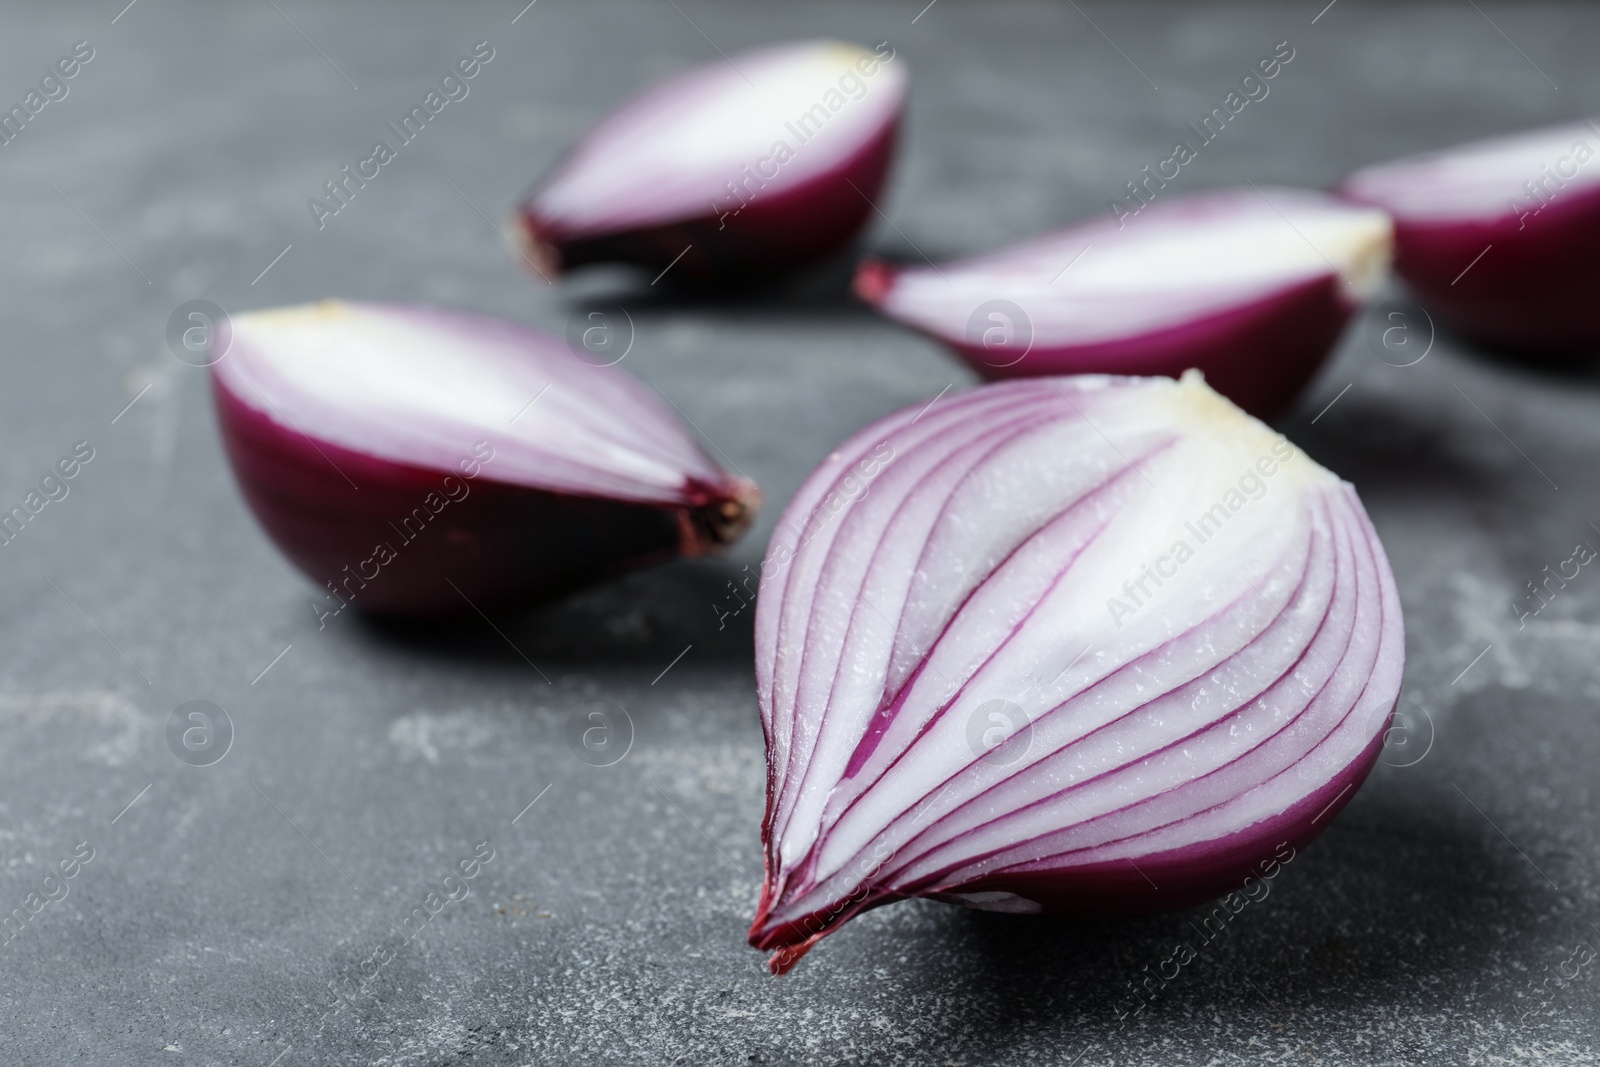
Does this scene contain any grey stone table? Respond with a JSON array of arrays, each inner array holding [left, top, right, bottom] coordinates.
[[1, 1, 1597, 1063]]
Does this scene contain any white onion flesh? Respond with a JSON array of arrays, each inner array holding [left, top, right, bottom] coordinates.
[[216, 301, 727, 506], [868, 189, 1390, 345], [1339, 118, 1600, 221], [533, 41, 907, 235]]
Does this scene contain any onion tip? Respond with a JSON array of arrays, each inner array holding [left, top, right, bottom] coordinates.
[[852, 257, 896, 306], [766, 937, 821, 976], [509, 208, 562, 281], [683, 477, 762, 556]]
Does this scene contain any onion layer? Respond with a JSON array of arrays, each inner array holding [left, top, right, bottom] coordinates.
[[213, 301, 758, 615], [514, 40, 908, 285], [855, 188, 1392, 417], [1338, 120, 1600, 354], [749, 372, 1403, 973]]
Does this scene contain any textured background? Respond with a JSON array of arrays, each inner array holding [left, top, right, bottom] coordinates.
[[1, 1, 1597, 1064]]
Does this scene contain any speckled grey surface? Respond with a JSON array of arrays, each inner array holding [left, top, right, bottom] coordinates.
[[1, 1, 1598, 1064]]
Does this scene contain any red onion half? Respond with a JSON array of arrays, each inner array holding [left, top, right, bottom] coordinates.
[[213, 301, 758, 616], [854, 188, 1393, 417], [515, 40, 908, 284], [749, 372, 1403, 974], [1338, 120, 1600, 354]]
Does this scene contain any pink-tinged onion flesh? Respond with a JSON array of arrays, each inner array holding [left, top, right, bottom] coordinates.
[[855, 188, 1393, 418], [1338, 119, 1600, 354], [213, 301, 758, 615], [750, 372, 1404, 973], [515, 40, 908, 284]]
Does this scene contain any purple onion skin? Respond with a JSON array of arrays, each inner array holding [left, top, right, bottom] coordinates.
[[1375, 194, 1600, 355], [857, 263, 1350, 419], [215, 379, 748, 616], [520, 118, 900, 285]]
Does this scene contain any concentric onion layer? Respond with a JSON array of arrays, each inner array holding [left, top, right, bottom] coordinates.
[[854, 187, 1392, 417], [750, 373, 1403, 973], [1338, 119, 1600, 353], [213, 301, 757, 613], [516, 40, 908, 282]]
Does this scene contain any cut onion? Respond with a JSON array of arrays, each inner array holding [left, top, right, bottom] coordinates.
[[515, 40, 908, 284], [854, 188, 1393, 417], [1338, 120, 1600, 354], [212, 301, 758, 615], [749, 372, 1403, 973]]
